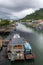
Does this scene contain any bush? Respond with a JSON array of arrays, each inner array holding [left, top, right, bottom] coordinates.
[[0, 20, 10, 27]]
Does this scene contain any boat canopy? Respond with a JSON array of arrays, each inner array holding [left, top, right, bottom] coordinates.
[[13, 34, 20, 38], [9, 34, 32, 50], [24, 42, 32, 50], [9, 38, 25, 46]]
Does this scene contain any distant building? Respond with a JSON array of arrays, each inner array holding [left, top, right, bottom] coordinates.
[[10, 20, 13, 22], [34, 20, 43, 24]]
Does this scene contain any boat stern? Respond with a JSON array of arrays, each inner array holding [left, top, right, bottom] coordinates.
[[25, 54, 35, 59]]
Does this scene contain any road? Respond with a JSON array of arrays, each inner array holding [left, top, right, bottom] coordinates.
[[0, 23, 43, 65]]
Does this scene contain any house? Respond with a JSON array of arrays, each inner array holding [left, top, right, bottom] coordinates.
[[34, 20, 43, 24]]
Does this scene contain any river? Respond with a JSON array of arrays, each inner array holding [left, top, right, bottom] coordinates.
[[0, 22, 43, 65]]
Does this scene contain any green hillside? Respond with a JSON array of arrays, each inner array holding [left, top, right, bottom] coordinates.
[[21, 8, 43, 21]]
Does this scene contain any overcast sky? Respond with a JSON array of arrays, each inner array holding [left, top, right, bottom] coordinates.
[[0, 0, 43, 20]]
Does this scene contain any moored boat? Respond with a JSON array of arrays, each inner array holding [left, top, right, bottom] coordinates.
[[7, 34, 35, 61]]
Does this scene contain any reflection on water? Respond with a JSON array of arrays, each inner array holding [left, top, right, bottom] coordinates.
[[11, 60, 35, 65], [16, 22, 34, 33], [0, 33, 9, 39], [37, 34, 43, 50]]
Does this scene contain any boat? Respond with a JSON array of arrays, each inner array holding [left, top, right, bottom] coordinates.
[[24, 42, 35, 59], [7, 34, 35, 61]]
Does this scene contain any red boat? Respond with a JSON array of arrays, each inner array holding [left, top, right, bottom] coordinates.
[[24, 42, 35, 59]]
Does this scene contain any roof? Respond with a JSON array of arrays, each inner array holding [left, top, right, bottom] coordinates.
[[24, 42, 32, 50], [9, 37, 32, 50], [13, 34, 20, 38], [35, 20, 43, 23], [9, 38, 25, 46]]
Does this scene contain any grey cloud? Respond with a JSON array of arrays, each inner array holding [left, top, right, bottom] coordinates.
[[0, 0, 42, 11], [0, 11, 10, 19], [0, 0, 40, 12], [0, 0, 43, 19]]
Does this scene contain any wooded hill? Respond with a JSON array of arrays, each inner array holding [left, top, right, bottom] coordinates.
[[20, 8, 43, 22]]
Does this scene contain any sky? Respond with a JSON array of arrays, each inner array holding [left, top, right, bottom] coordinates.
[[0, 0, 43, 20]]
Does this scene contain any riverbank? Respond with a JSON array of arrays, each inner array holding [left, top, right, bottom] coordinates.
[[23, 22, 43, 33]]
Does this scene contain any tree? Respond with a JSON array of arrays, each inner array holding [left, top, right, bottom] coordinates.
[[0, 20, 10, 27]]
